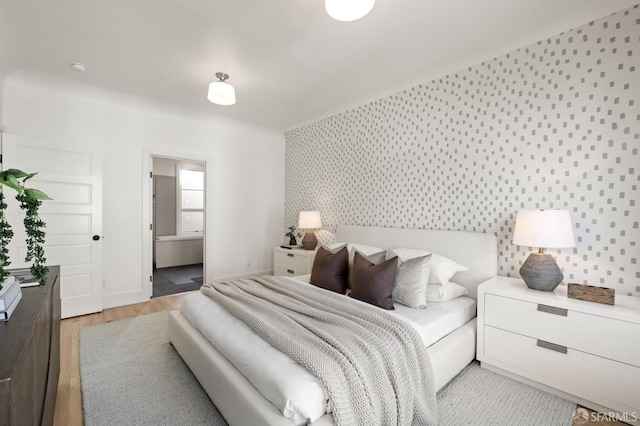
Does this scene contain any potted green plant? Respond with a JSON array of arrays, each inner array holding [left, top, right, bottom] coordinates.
[[285, 226, 302, 246], [0, 169, 51, 290]]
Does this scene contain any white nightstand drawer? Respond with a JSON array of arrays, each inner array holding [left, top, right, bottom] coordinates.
[[273, 248, 317, 277], [275, 251, 310, 272], [274, 266, 300, 277], [484, 326, 640, 412], [485, 293, 640, 368]]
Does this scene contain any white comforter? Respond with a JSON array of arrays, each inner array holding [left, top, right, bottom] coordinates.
[[181, 276, 475, 425]]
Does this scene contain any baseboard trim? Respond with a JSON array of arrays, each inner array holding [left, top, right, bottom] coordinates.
[[103, 269, 274, 310], [103, 289, 149, 310]]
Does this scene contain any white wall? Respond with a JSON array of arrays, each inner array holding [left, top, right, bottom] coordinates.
[[0, 74, 5, 127], [3, 70, 285, 308]]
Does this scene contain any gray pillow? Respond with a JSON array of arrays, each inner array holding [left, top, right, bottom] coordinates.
[[389, 252, 432, 309]]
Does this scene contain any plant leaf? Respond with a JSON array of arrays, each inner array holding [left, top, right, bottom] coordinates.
[[22, 173, 38, 184], [24, 188, 52, 200], [1, 174, 22, 191], [4, 169, 30, 178]]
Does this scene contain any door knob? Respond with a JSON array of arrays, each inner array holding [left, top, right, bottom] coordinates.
[[92, 235, 101, 241]]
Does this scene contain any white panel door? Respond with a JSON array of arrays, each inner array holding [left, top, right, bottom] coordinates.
[[2, 134, 103, 318]]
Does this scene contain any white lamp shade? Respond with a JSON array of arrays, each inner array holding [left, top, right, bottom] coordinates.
[[207, 81, 236, 105], [298, 211, 322, 229], [512, 209, 575, 249], [325, 0, 375, 21]]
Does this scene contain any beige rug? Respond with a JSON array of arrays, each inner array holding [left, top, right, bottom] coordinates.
[[80, 311, 227, 426]]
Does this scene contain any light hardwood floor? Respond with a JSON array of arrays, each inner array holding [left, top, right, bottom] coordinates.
[[53, 292, 627, 426], [53, 292, 188, 426]]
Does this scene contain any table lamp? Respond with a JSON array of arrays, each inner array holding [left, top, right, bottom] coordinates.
[[512, 209, 575, 291], [298, 211, 322, 250]]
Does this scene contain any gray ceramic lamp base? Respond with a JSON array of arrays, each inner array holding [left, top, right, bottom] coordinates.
[[301, 231, 318, 250], [519, 253, 564, 292]]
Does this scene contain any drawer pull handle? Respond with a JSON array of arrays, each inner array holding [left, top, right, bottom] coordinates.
[[537, 304, 567, 317], [287, 253, 294, 257], [536, 339, 567, 354], [287, 269, 294, 274]]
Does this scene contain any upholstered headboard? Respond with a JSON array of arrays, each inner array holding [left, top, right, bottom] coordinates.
[[335, 225, 497, 300]]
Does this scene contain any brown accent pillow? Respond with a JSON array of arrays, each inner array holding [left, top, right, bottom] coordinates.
[[348, 247, 386, 289], [309, 245, 349, 293], [349, 251, 398, 310]]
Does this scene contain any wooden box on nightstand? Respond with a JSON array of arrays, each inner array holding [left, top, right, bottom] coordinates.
[[477, 276, 640, 424], [273, 247, 317, 277]]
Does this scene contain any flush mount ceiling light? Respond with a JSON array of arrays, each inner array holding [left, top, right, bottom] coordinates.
[[325, 0, 375, 21], [70, 62, 87, 72], [207, 72, 236, 106]]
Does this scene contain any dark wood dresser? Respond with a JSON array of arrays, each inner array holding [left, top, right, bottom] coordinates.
[[0, 266, 61, 426]]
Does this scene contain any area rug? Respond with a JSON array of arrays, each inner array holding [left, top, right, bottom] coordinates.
[[80, 311, 227, 426], [437, 361, 574, 425], [80, 311, 576, 426]]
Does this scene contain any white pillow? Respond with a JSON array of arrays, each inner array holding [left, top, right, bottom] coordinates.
[[387, 247, 430, 261], [327, 242, 384, 256], [347, 243, 385, 256], [326, 242, 348, 250], [426, 282, 469, 302], [387, 248, 469, 285], [340, 243, 386, 269], [428, 253, 468, 285]]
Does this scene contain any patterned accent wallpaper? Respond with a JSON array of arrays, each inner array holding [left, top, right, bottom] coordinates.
[[285, 5, 640, 296]]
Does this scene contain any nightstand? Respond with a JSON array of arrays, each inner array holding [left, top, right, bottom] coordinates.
[[477, 276, 640, 423], [273, 247, 317, 277]]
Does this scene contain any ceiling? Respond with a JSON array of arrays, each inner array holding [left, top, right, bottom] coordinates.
[[0, 0, 637, 131]]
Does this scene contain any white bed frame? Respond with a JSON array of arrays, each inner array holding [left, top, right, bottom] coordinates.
[[168, 225, 497, 426]]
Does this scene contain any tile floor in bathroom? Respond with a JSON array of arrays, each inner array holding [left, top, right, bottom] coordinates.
[[152, 263, 203, 298]]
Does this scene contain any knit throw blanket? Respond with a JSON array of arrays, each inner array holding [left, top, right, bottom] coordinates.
[[200, 276, 438, 426]]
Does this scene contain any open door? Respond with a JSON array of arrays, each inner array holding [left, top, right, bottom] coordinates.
[[150, 156, 205, 298]]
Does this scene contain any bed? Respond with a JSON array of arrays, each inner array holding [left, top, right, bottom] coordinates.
[[168, 225, 498, 425]]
